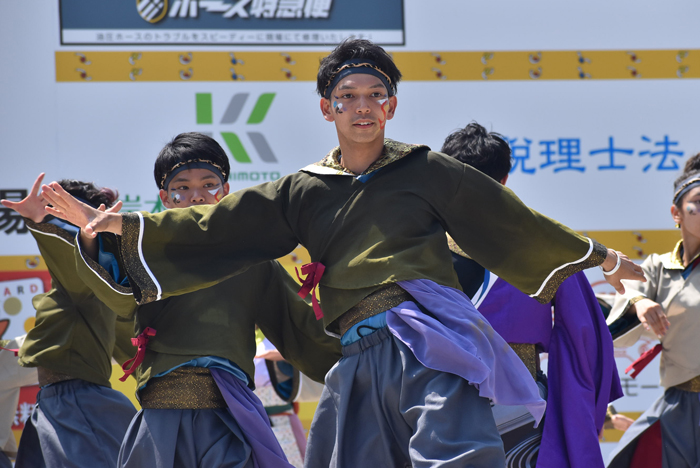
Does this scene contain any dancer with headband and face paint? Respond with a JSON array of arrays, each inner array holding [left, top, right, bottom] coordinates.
[[41, 41, 645, 467], [64, 132, 341, 468], [606, 153, 700, 468]]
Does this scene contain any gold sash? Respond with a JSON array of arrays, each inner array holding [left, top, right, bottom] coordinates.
[[139, 367, 227, 409], [338, 284, 414, 336]]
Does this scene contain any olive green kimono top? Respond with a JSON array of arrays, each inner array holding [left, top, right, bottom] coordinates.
[[74, 234, 341, 390], [19, 219, 132, 388], [117, 140, 607, 335]]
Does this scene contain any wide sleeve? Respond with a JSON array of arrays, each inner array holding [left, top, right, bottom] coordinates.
[[441, 163, 607, 304], [25, 219, 91, 298], [255, 261, 342, 383], [73, 232, 139, 320], [606, 254, 660, 347], [538, 272, 623, 468], [19, 283, 75, 363], [118, 181, 299, 304]]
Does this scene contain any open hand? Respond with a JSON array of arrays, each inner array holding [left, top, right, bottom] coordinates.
[[99, 201, 123, 214], [602, 250, 646, 294], [0, 173, 49, 223], [633, 298, 670, 338], [41, 182, 123, 236]]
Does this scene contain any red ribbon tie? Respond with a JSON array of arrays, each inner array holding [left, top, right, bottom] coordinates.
[[120, 327, 156, 382], [625, 343, 662, 379], [296, 262, 325, 320], [0, 347, 19, 356]]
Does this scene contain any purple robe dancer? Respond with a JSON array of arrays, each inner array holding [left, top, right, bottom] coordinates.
[[477, 271, 623, 468]]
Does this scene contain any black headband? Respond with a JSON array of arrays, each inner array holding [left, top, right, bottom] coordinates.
[[161, 159, 227, 190], [673, 174, 700, 204], [323, 59, 394, 99]]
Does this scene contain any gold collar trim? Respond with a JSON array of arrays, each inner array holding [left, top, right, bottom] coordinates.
[[666, 240, 700, 270], [310, 139, 429, 176]]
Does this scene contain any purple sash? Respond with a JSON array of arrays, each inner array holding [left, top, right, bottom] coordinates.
[[388, 279, 546, 423], [211, 369, 294, 468]]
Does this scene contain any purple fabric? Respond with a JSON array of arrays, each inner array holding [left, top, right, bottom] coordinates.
[[474, 278, 552, 348], [388, 279, 546, 424], [288, 412, 307, 459], [477, 272, 623, 468], [210, 369, 294, 468]]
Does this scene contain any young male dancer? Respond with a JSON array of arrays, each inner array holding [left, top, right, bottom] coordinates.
[[1, 175, 136, 467], [442, 122, 623, 468], [71, 132, 341, 467], [42, 40, 645, 467]]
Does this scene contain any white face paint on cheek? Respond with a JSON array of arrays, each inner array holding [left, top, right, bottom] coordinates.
[[172, 193, 181, 202], [378, 98, 388, 106], [208, 189, 219, 196]]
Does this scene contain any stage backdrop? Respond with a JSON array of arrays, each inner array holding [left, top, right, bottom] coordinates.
[[2, 0, 700, 457]]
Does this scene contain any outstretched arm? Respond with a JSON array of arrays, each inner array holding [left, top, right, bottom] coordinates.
[[42, 178, 300, 304], [41, 181, 123, 236], [443, 162, 644, 302], [599, 250, 646, 295], [1, 173, 49, 222]]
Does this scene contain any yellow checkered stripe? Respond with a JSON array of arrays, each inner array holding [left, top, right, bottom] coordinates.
[[56, 49, 698, 82]]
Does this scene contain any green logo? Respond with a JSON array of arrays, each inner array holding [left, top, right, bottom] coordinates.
[[196, 92, 277, 163]]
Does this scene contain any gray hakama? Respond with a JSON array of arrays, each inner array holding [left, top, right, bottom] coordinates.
[[117, 408, 255, 468], [15, 379, 136, 468], [606, 387, 700, 468], [304, 327, 505, 468]]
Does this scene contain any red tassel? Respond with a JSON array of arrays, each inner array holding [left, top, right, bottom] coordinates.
[[625, 343, 662, 379], [296, 262, 325, 320], [120, 327, 156, 382]]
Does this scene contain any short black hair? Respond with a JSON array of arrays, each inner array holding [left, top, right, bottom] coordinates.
[[682, 152, 700, 174], [316, 38, 402, 97], [154, 132, 230, 190], [57, 180, 118, 210], [440, 122, 512, 182]]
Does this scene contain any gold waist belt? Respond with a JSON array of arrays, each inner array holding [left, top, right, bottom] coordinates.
[[674, 374, 700, 393], [338, 284, 414, 336], [38, 367, 76, 387], [509, 343, 538, 381], [139, 367, 227, 409]]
